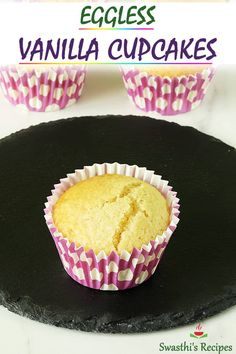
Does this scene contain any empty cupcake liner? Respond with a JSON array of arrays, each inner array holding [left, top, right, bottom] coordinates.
[[121, 66, 215, 116], [44, 163, 180, 291], [0, 65, 86, 112]]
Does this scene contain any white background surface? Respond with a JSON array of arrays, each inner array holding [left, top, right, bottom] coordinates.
[[0, 66, 236, 353]]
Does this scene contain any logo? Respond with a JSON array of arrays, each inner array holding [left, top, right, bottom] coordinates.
[[158, 322, 233, 353], [190, 323, 208, 339]]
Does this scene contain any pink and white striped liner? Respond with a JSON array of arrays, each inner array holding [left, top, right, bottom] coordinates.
[[121, 66, 215, 116], [0, 65, 86, 112], [44, 163, 180, 291]]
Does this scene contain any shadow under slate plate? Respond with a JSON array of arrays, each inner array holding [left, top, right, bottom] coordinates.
[[0, 115, 235, 334]]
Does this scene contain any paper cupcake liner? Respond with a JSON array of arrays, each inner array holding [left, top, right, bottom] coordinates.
[[44, 163, 180, 291], [121, 66, 215, 116], [0, 65, 86, 112]]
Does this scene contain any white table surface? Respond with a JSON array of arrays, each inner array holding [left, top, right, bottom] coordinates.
[[0, 66, 235, 354]]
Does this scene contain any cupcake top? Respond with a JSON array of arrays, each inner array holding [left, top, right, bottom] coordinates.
[[138, 64, 209, 78], [1, 64, 82, 74], [53, 174, 170, 255]]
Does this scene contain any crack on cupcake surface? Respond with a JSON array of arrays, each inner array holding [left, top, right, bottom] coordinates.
[[110, 183, 149, 251], [101, 182, 140, 207]]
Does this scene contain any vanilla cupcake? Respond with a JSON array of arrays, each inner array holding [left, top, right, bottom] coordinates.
[[0, 65, 86, 112], [53, 174, 170, 255], [45, 163, 180, 291], [121, 64, 215, 116]]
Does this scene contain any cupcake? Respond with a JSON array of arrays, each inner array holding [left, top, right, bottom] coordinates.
[[121, 64, 215, 116], [44, 163, 180, 291], [53, 174, 170, 255], [0, 65, 86, 112]]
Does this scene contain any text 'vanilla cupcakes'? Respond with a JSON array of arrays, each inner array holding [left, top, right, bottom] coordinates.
[[0, 65, 86, 112], [44, 163, 180, 291], [122, 65, 215, 116]]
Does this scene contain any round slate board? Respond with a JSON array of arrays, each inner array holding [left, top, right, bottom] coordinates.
[[0, 115, 236, 334]]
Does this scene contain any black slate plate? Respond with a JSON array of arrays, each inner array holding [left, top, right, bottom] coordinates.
[[0, 115, 236, 334]]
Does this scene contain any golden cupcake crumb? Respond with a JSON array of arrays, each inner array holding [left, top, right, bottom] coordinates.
[[53, 174, 170, 255], [139, 64, 209, 78]]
